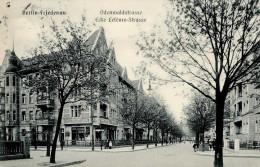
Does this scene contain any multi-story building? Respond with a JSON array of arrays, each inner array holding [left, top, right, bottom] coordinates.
[[0, 27, 150, 145], [229, 82, 260, 142], [228, 44, 260, 142]]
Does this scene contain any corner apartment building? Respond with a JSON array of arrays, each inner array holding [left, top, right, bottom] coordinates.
[[0, 27, 150, 145]]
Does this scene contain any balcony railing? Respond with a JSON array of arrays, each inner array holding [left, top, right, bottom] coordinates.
[[93, 117, 117, 126], [36, 99, 54, 108], [5, 120, 18, 126], [35, 115, 55, 125]]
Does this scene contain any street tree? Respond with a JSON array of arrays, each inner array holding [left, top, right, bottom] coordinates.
[[21, 17, 109, 163], [152, 105, 167, 146], [184, 92, 215, 146], [136, 0, 260, 166], [120, 90, 146, 150], [140, 97, 157, 148], [158, 107, 171, 145]]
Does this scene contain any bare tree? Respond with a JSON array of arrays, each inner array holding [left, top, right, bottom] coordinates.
[[21, 16, 108, 163], [137, 0, 260, 166]]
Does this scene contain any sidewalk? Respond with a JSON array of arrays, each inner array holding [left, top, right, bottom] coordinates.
[[196, 148, 260, 158], [13, 144, 171, 167], [30, 143, 171, 153]]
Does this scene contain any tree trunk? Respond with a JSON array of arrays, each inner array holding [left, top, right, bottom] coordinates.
[[214, 93, 225, 167], [46, 132, 50, 156], [161, 130, 163, 146], [46, 110, 50, 156], [132, 124, 135, 150], [201, 130, 205, 152], [50, 104, 64, 163], [155, 129, 157, 147], [166, 132, 169, 145], [195, 132, 199, 143], [147, 126, 150, 148]]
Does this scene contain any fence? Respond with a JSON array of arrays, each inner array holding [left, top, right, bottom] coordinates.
[[0, 137, 30, 160], [0, 141, 23, 156], [239, 141, 260, 150], [226, 139, 260, 151]]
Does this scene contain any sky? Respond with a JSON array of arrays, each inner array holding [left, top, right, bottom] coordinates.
[[0, 0, 190, 122]]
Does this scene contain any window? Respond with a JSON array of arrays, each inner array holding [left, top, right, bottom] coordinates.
[[22, 129, 26, 136], [13, 110, 16, 121], [22, 94, 26, 104], [13, 76, 15, 86], [238, 83, 242, 97], [71, 106, 74, 117], [29, 92, 33, 103], [13, 93, 15, 103], [6, 76, 9, 86], [6, 94, 9, 104], [28, 75, 33, 86], [256, 120, 259, 133], [72, 127, 85, 141], [29, 111, 33, 120], [22, 78, 26, 87], [238, 102, 242, 116], [22, 111, 26, 121], [36, 110, 41, 119], [71, 105, 81, 117], [6, 111, 10, 120]]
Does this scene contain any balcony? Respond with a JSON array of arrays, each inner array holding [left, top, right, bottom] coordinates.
[[36, 118, 55, 125], [5, 120, 18, 126], [93, 116, 117, 126], [36, 114, 55, 125], [36, 99, 54, 109]]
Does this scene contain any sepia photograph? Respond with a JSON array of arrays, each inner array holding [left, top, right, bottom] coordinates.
[[0, 0, 260, 167]]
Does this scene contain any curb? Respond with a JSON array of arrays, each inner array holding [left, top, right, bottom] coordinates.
[[196, 152, 260, 158], [38, 159, 86, 167]]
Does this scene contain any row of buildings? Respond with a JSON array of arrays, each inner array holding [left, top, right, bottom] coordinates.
[[0, 27, 158, 145]]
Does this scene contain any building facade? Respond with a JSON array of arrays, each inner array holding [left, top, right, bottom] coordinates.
[[229, 83, 260, 142], [0, 27, 152, 145]]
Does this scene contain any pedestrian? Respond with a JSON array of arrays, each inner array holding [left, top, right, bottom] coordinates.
[[212, 139, 216, 151], [193, 143, 199, 152], [109, 140, 112, 149]]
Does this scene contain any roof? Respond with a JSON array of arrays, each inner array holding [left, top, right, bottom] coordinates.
[[85, 29, 99, 50], [5, 51, 21, 73]]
